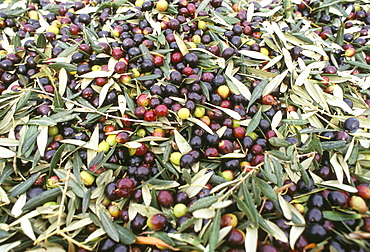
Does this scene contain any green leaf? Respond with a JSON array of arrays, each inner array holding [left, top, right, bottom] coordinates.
[[242, 184, 259, 226], [22, 126, 38, 156], [49, 63, 77, 73], [182, 168, 192, 185], [15, 90, 31, 111], [246, 108, 262, 135], [83, 26, 99, 46], [268, 150, 291, 161], [348, 142, 358, 165], [255, 177, 277, 200], [262, 154, 277, 184], [50, 110, 79, 124], [334, 22, 344, 46], [247, 79, 269, 110], [321, 140, 346, 151], [53, 89, 64, 109], [281, 119, 309, 126], [73, 153, 83, 185], [13, 34, 21, 50], [53, 169, 85, 198], [200, 81, 210, 101], [99, 208, 119, 242], [344, 60, 370, 70], [0, 230, 9, 239], [135, 74, 161, 81], [153, 231, 175, 247], [124, 89, 136, 114], [115, 224, 137, 244], [82, 189, 91, 214], [22, 187, 62, 211], [83, 105, 112, 125], [187, 196, 219, 212], [269, 137, 290, 148], [9, 172, 40, 197], [49, 144, 65, 176], [322, 211, 361, 221], [196, 0, 210, 14], [178, 217, 197, 232], [139, 44, 153, 60], [28, 117, 56, 126], [35, 33, 46, 48], [271, 157, 284, 187], [208, 210, 221, 252], [206, 24, 226, 33], [233, 193, 258, 224], [0, 164, 14, 185], [58, 44, 79, 58]]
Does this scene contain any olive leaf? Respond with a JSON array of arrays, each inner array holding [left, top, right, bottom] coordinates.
[[245, 226, 258, 252], [9, 172, 41, 197], [173, 129, 192, 154], [208, 210, 221, 252], [246, 108, 262, 135], [115, 224, 137, 245], [187, 196, 219, 212], [322, 211, 361, 221], [99, 208, 119, 242], [22, 187, 62, 211], [0, 146, 16, 159]]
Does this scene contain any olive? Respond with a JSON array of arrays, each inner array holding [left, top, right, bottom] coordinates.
[[343, 117, 360, 133]]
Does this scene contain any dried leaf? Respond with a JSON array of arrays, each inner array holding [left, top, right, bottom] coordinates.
[[245, 226, 258, 252], [193, 208, 215, 219], [205, 103, 241, 121], [118, 94, 127, 116], [330, 152, 344, 184], [142, 184, 152, 206], [319, 180, 358, 193], [187, 117, 214, 135], [174, 32, 189, 55], [64, 218, 93, 232], [59, 68, 68, 96], [184, 171, 213, 198], [98, 80, 113, 107], [239, 50, 271, 61], [0, 146, 16, 158], [289, 226, 305, 250], [174, 129, 192, 154], [0, 241, 21, 252], [36, 125, 48, 157], [278, 194, 292, 220], [262, 219, 288, 243], [0, 138, 19, 147], [11, 193, 26, 218], [131, 203, 162, 217]]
